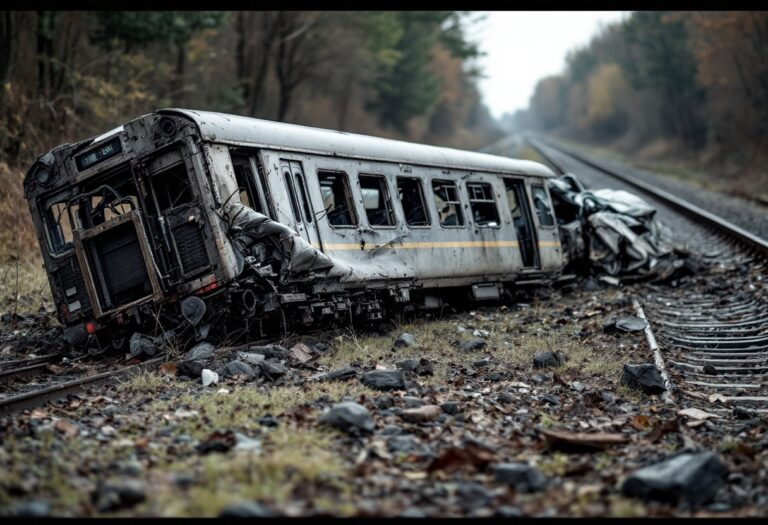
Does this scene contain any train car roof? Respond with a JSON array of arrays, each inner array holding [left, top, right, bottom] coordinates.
[[159, 108, 555, 178]]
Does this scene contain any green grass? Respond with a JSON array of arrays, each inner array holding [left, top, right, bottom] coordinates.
[[0, 260, 52, 316]]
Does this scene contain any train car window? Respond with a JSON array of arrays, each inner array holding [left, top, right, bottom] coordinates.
[[283, 169, 302, 223], [318, 170, 357, 227], [396, 177, 430, 227], [359, 175, 395, 227], [432, 180, 464, 227], [531, 185, 555, 227], [44, 200, 75, 252], [466, 182, 500, 227], [234, 163, 265, 215], [151, 163, 193, 212]]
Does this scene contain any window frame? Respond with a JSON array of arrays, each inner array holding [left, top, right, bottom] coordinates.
[[466, 181, 501, 228], [359, 173, 397, 229], [531, 184, 555, 228], [395, 176, 432, 228], [431, 178, 465, 229], [317, 169, 358, 228]]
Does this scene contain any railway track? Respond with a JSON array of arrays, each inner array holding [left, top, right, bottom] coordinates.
[[0, 355, 166, 416], [528, 136, 768, 421]]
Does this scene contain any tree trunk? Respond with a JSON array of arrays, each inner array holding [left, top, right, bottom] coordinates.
[[174, 41, 186, 103]]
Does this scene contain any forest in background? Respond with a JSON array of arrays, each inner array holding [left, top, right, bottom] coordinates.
[[0, 11, 502, 262], [505, 11, 768, 200]]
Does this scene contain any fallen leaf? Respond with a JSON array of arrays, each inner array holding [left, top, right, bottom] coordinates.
[[159, 362, 177, 376], [426, 443, 496, 474], [538, 427, 630, 451], [708, 393, 727, 404], [629, 414, 652, 431], [134, 436, 150, 449], [678, 407, 721, 420], [54, 419, 79, 438], [644, 418, 679, 443]]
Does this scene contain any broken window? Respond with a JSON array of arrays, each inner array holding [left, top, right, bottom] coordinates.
[[151, 163, 193, 212], [295, 174, 313, 224], [359, 175, 395, 227], [432, 180, 464, 227], [466, 182, 500, 227], [531, 185, 555, 227], [396, 177, 430, 227], [44, 200, 75, 253], [283, 169, 302, 224], [319, 171, 357, 227]]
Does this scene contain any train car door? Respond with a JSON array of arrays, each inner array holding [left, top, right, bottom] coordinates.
[[280, 160, 321, 249], [503, 178, 539, 268]]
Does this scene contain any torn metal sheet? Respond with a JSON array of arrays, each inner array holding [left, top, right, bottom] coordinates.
[[548, 173, 688, 281]]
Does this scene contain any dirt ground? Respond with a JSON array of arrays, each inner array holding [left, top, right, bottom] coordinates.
[[1, 274, 765, 518]]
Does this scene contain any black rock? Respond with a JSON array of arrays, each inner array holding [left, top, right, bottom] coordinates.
[[732, 406, 757, 420], [541, 393, 560, 405], [258, 360, 287, 381], [485, 372, 503, 382], [319, 401, 375, 433], [128, 333, 158, 359], [393, 332, 416, 349], [473, 357, 492, 367], [533, 351, 564, 369], [183, 342, 215, 362], [257, 414, 279, 427], [396, 359, 419, 372], [497, 392, 515, 405], [222, 360, 256, 379], [401, 396, 424, 408], [379, 425, 403, 436], [415, 358, 435, 377], [493, 462, 548, 493], [622, 451, 728, 507], [459, 338, 486, 352], [313, 342, 329, 353], [95, 479, 147, 512], [387, 434, 434, 457], [218, 502, 276, 518], [177, 360, 204, 379], [621, 363, 666, 395], [4, 500, 51, 517], [372, 395, 395, 410], [361, 370, 406, 391], [456, 481, 493, 509], [604, 316, 648, 334], [702, 364, 718, 376], [249, 344, 290, 360], [441, 401, 461, 415], [309, 366, 357, 382]]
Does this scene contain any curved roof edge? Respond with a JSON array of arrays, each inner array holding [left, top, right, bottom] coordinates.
[[159, 108, 554, 178]]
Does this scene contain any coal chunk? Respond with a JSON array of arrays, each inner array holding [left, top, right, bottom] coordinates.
[[308, 366, 358, 382], [258, 360, 287, 381], [218, 502, 276, 518], [222, 360, 255, 379], [361, 370, 405, 391], [95, 479, 147, 512], [621, 452, 728, 507], [393, 332, 416, 349], [459, 338, 486, 352], [493, 462, 548, 493], [533, 351, 564, 369], [440, 401, 461, 415], [396, 359, 419, 372], [177, 360, 204, 379], [702, 364, 718, 376], [319, 402, 375, 434], [183, 342, 214, 362], [621, 363, 666, 395]]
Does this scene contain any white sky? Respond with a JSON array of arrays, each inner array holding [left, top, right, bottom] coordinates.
[[474, 11, 629, 119]]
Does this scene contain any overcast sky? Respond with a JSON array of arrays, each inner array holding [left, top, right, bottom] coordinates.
[[473, 11, 629, 119]]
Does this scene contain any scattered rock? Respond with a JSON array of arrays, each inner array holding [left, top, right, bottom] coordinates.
[[393, 332, 416, 349], [257, 414, 279, 428], [396, 359, 419, 372], [177, 360, 204, 379], [258, 360, 287, 381], [95, 479, 147, 512], [702, 364, 718, 375], [372, 395, 395, 410], [183, 342, 214, 362], [400, 404, 441, 423], [221, 360, 256, 379], [493, 462, 548, 493], [583, 277, 600, 291], [289, 343, 313, 363], [201, 369, 219, 387], [401, 396, 424, 408], [308, 366, 357, 382], [570, 381, 586, 392], [541, 393, 560, 406], [621, 363, 665, 395], [604, 316, 647, 334], [415, 358, 435, 376], [3, 500, 51, 517], [496, 392, 515, 405], [196, 430, 236, 454], [249, 344, 290, 361], [472, 329, 490, 338], [732, 406, 757, 420], [319, 402, 375, 434], [387, 434, 434, 457], [128, 333, 158, 359], [233, 433, 262, 453], [218, 502, 276, 518], [621, 452, 729, 507], [361, 370, 405, 391], [440, 401, 461, 415], [459, 338, 486, 351], [533, 351, 564, 369]]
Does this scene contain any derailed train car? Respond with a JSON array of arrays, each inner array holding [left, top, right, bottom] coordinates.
[[23, 109, 565, 349]]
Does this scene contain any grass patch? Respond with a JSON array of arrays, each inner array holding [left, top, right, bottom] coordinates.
[[0, 260, 52, 316]]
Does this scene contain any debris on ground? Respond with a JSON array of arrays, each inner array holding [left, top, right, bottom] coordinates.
[[621, 363, 666, 395]]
